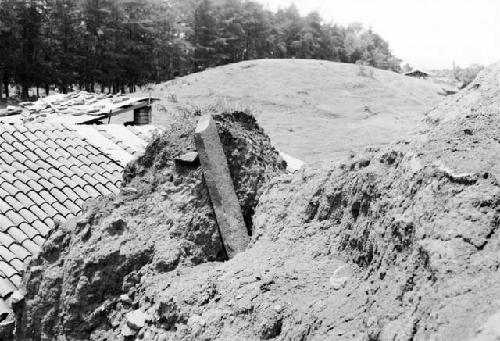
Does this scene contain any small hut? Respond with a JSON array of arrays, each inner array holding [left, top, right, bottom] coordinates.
[[405, 70, 430, 79]]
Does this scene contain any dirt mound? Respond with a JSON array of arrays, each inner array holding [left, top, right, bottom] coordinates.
[[13, 111, 285, 340], [13, 63, 500, 341]]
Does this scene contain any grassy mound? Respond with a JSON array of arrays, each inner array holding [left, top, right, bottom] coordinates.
[[125, 59, 444, 163]]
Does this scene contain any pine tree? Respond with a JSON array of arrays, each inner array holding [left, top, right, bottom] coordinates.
[[193, 0, 218, 71], [0, 0, 403, 97], [0, 0, 19, 98]]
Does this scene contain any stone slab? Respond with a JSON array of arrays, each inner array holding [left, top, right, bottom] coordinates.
[[194, 115, 249, 258]]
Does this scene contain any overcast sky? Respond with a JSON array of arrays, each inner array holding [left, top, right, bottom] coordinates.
[[256, 0, 500, 69]]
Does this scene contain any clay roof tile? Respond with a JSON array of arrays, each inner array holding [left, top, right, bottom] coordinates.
[[12, 141, 27, 153], [7, 227, 29, 244], [4, 197, 23, 212], [8, 244, 30, 261], [0, 189, 9, 199], [63, 201, 81, 216], [23, 140, 37, 151], [12, 131, 26, 142], [34, 159, 51, 170], [32, 148, 49, 160], [0, 152, 15, 164], [22, 240, 42, 255], [62, 187, 79, 202], [4, 211, 24, 226], [69, 165, 85, 177], [13, 171, 31, 184], [0, 246, 15, 263], [59, 166, 73, 178], [83, 185, 100, 198], [0, 202, 11, 214], [0, 142, 15, 154], [38, 178, 55, 191], [19, 222, 39, 240], [70, 175, 86, 188], [0, 233, 15, 248], [39, 190, 57, 205], [0, 277, 16, 298], [18, 209, 37, 224], [0, 216, 14, 233], [23, 170, 39, 181], [47, 158, 63, 169], [32, 220, 50, 237], [56, 138, 70, 149], [48, 176, 65, 189], [32, 235, 45, 247], [29, 205, 49, 222], [13, 180, 31, 194], [50, 188, 66, 203], [11, 162, 28, 173], [40, 203, 58, 218], [33, 139, 47, 150], [75, 198, 85, 207], [105, 182, 119, 194], [26, 180, 43, 192], [45, 148, 60, 160], [10, 258, 25, 272], [52, 202, 70, 217], [43, 217, 56, 230], [27, 192, 45, 206], [61, 177, 78, 189], [0, 134, 15, 145], [0, 262, 17, 279], [1, 183, 18, 196], [11, 151, 28, 164], [9, 274, 21, 287], [95, 183, 112, 196], [55, 148, 71, 159], [15, 193, 35, 208]]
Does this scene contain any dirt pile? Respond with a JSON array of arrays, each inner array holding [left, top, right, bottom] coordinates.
[[13, 111, 285, 340], [13, 62, 500, 341]]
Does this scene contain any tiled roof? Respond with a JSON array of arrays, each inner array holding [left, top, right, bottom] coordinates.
[[0, 122, 160, 320]]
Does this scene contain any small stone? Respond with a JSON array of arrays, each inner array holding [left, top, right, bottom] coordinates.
[[236, 294, 243, 300], [121, 324, 137, 337], [143, 330, 153, 340], [329, 276, 349, 290], [138, 328, 145, 338], [126, 309, 149, 330], [175, 152, 199, 164], [122, 187, 138, 194], [187, 314, 206, 335], [11, 291, 24, 304], [120, 294, 132, 305], [273, 304, 282, 312], [329, 264, 352, 290]]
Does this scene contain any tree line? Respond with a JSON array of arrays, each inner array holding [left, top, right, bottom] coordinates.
[[0, 0, 402, 99]]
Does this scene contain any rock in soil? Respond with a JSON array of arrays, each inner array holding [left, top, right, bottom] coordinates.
[[126, 310, 148, 330]]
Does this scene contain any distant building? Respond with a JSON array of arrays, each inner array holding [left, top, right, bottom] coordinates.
[[405, 70, 430, 79]]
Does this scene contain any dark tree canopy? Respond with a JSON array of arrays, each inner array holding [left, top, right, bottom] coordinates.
[[0, 0, 402, 99]]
